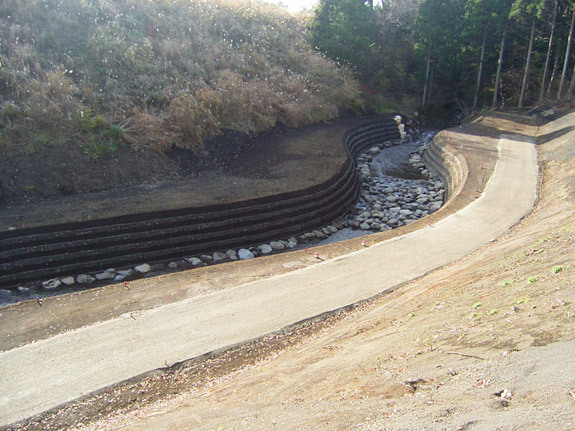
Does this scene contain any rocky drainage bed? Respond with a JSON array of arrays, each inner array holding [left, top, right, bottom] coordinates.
[[0, 131, 444, 306], [345, 131, 443, 232]]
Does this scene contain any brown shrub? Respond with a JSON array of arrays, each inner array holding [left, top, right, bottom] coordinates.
[[164, 93, 219, 151], [1, 102, 22, 124], [46, 70, 77, 101], [122, 109, 174, 153]]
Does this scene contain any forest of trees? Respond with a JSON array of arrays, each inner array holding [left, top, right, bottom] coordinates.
[[310, 0, 575, 113]]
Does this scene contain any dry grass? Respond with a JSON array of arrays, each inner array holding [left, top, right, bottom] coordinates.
[[0, 0, 362, 157]]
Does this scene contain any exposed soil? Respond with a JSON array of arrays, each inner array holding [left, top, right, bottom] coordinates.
[[0, 116, 379, 230], [3, 109, 575, 431]]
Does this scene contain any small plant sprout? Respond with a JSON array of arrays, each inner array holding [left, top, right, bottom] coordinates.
[[108, 124, 125, 140], [515, 297, 530, 305], [408, 312, 415, 318], [472, 302, 483, 309], [488, 309, 498, 315], [552, 265, 564, 274], [527, 276, 539, 283], [501, 279, 512, 286]]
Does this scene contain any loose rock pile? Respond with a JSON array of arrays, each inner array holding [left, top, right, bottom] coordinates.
[[347, 143, 444, 232], [3, 132, 445, 305]]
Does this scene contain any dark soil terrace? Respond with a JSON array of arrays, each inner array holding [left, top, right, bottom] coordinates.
[[0, 115, 387, 232]]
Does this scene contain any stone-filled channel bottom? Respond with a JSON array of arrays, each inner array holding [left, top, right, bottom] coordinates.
[[292, 130, 442, 249], [0, 131, 442, 306]]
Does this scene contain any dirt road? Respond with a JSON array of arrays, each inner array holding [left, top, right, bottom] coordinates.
[[0, 127, 538, 427]]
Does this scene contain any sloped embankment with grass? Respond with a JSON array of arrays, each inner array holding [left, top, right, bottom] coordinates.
[[0, 0, 361, 204]]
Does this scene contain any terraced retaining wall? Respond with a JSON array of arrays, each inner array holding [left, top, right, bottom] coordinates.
[[422, 137, 468, 202], [0, 117, 404, 288]]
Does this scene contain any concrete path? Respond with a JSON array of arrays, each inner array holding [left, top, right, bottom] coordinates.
[[0, 135, 538, 427]]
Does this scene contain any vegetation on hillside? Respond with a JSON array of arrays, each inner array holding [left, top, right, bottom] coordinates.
[[310, 0, 420, 112], [0, 0, 361, 158], [310, 0, 575, 114], [4, 0, 573, 163]]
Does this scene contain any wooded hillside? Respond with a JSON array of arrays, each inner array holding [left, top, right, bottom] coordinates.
[[311, 0, 575, 115]]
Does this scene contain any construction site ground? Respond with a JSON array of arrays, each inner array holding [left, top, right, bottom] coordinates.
[[1, 110, 575, 430]]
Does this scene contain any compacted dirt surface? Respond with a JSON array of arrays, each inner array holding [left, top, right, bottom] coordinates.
[[2, 109, 575, 430]]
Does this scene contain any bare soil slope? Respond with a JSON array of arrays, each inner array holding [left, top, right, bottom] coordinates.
[[0, 116, 368, 230], [79, 111, 575, 431], [5, 110, 575, 431]]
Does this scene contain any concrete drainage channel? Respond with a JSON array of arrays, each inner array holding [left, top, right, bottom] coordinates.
[[0, 116, 444, 305]]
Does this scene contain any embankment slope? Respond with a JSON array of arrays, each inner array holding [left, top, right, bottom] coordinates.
[[0, 111, 544, 429]]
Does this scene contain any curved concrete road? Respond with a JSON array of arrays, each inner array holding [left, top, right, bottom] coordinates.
[[0, 135, 538, 427]]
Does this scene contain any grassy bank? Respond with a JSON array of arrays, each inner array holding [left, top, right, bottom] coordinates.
[[0, 0, 361, 158]]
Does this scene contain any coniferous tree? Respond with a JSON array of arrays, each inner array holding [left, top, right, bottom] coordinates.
[[558, 2, 575, 98], [310, 0, 379, 75], [541, 0, 560, 101], [413, 0, 466, 105], [466, 0, 514, 110], [510, 0, 546, 107]]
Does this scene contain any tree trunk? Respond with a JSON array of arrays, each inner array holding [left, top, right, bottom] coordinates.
[[422, 50, 432, 105], [428, 61, 435, 102], [473, 25, 489, 111], [519, 20, 536, 108], [558, 10, 575, 99], [540, 0, 559, 102], [493, 29, 507, 109], [548, 39, 562, 94], [569, 58, 575, 98]]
